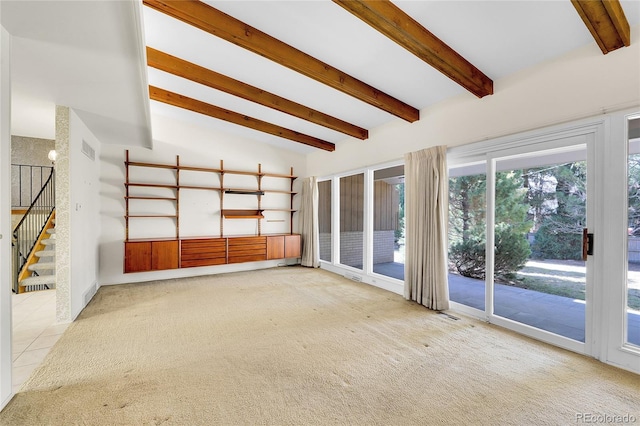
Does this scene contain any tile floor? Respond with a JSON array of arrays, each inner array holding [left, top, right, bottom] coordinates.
[[12, 289, 68, 394]]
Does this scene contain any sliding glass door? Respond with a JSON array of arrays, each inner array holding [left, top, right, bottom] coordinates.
[[317, 112, 640, 371], [492, 146, 589, 343], [448, 164, 487, 311], [626, 116, 640, 348], [318, 180, 332, 263], [339, 173, 364, 270], [372, 166, 404, 281]]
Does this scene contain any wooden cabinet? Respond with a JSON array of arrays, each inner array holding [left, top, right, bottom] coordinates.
[[124, 241, 151, 273], [267, 236, 285, 260], [284, 234, 301, 258], [125, 235, 299, 272], [123, 150, 300, 273], [181, 238, 226, 268], [125, 240, 178, 273], [151, 240, 179, 270]]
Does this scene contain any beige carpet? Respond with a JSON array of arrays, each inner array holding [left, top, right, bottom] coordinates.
[[1, 267, 638, 425]]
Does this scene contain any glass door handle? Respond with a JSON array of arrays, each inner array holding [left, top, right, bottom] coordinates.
[[582, 228, 594, 260]]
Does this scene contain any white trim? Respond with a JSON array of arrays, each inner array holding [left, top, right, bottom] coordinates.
[[331, 177, 340, 265], [320, 261, 403, 295], [485, 157, 496, 322], [0, 23, 13, 410], [490, 315, 586, 355], [449, 301, 485, 320], [363, 169, 374, 276], [603, 109, 640, 373], [448, 115, 607, 164]]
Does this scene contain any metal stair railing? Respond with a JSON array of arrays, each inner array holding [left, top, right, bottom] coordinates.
[[12, 169, 55, 293], [11, 164, 54, 208]]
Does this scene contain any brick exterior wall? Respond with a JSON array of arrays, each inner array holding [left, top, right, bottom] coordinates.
[[320, 233, 331, 261], [320, 230, 395, 265]]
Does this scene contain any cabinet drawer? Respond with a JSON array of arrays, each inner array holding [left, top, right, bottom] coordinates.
[[227, 236, 267, 247], [228, 236, 266, 263], [181, 239, 227, 268]]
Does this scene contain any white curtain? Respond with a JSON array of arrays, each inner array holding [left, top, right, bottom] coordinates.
[[404, 146, 450, 310], [300, 176, 319, 267]]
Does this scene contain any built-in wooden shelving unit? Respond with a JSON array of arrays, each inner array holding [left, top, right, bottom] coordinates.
[[123, 150, 300, 273]]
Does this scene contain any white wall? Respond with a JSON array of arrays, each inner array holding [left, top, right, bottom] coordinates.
[[307, 27, 640, 177], [55, 107, 102, 321], [99, 114, 307, 285], [69, 109, 101, 319], [0, 23, 13, 410]]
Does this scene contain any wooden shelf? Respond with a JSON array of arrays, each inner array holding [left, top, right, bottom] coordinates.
[[125, 183, 179, 189], [262, 208, 297, 212], [126, 160, 295, 179], [221, 209, 264, 219], [125, 149, 298, 241]]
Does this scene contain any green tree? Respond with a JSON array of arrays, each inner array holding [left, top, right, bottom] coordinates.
[[628, 155, 640, 234], [395, 183, 405, 242], [530, 162, 586, 260], [449, 174, 487, 278], [449, 171, 532, 281]]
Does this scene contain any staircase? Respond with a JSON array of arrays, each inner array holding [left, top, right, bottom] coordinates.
[[20, 218, 56, 292], [12, 168, 56, 294]]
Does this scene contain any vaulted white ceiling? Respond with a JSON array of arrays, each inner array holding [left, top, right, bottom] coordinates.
[[3, 1, 639, 154]]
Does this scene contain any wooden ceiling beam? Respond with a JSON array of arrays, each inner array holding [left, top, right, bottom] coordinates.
[[149, 87, 336, 152], [333, 0, 493, 98], [147, 47, 368, 140], [149, 86, 335, 152], [571, 0, 630, 54], [142, 0, 419, 123]]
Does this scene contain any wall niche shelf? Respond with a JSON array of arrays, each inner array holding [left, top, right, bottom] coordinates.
[[123, 150, 300, 273], [221, 209, 265, 219]]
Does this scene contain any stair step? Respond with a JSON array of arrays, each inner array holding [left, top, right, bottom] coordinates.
[[28, 262, 55, 271], [20, 275, 55, 286], [46, 228, 55, 235], [42, 239, 55, 246], [35, 250, 55, 258]]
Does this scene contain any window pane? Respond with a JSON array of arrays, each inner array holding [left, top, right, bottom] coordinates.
[[340, 173, 364, 269], [448, 165, 487, 310], [372, 166, 404, 280], [494, 149, 587, 342], [318, 180, 332, 262], [627, 117, 640, 346]]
